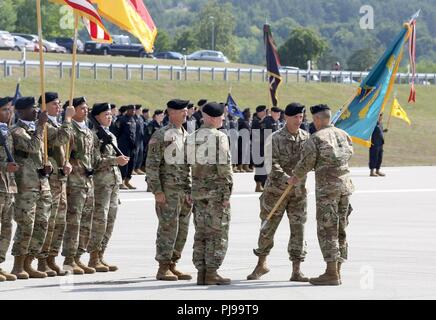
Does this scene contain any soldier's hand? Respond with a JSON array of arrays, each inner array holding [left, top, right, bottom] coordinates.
[[222, 200, 230, 208], [63, 162, 72, 176], [155, 192, 166, 205], [64, 106, 76, 122], [38, 111, 48, 126], [43, 164, 53, 175], [185, 194, 193, 206], [6, 162, 19, 173], [116, 155, 129, 166], [287, 176, 299, 185]]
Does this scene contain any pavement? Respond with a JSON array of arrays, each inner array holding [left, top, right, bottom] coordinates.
[[1, 166, 436, 300]]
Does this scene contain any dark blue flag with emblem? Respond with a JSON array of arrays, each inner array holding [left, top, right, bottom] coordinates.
[[264, 24, 282, 107], [226, 93, 244, 118], [11, 83, 22, 106]]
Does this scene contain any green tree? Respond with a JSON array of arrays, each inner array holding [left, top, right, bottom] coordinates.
[[0, 0, 17, 32], [173, 29, 199, 54], [347, 48, 377, 71], [153, 30, 173, 52], [278, 28, 328, 69]]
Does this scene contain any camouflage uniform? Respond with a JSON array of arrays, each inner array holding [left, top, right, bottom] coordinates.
[[254, 127, 310, 261], [191, 124, 233, 271], [87, 129, 121, 253], [38, 118, 72, 258], [146, 123, 192, 264], [293, 125, 354, 263], [0, 128, 17, 264], [62, 121, 94, 259], [11, 120, 52, 257]]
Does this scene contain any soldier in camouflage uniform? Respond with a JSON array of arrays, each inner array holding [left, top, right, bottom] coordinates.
[[0, 97, 18, 281], [247, 103, 310, 282], [146, 99, 193, 281], [191, 102, 233, 285], [62, 97, 96, 275], [87, 103, 129, 272], [10, 97, 52, 279], [36, 92, 74, 277], [291, 104, 354, 286]]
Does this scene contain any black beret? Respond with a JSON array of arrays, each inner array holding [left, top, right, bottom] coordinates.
[[110, 104, 116, 109], [142, 108, 149, 113], [119, 106, 127, 113], [197, 99, 208, 107], [154, 109, 164, 116], [38, 92, 58, 105], [91, 103, 111, 116], [15, 97, 36, 110], [135, 104, 142, 110], [187, 103, 194, 109], [203, 102, 225, 117], [285, 103, 305, 116], [126, 104, 135, 110], [242, 108, 251, 114], [271, 106, 282, 113], [0, 96, 13, 108], [72, 97, 87, 108], [256, 105, 267, 113], [167, 99, 190, 110], [310, 104, 331, 115]]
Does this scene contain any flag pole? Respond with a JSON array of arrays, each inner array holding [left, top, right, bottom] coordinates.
[[65, 13, 79, 163], [36, 0, 48, 165], [386, 91, 397, 133]]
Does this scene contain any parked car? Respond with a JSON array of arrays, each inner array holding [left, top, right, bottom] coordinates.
[[0, 31, 15, 50], [187, 50, 229, 63], [51, 37, 84, 53], [84, 35, 152, 58], [13, 35, 37, 52], [153, 51, 184, 60], [11, 33, 65, 53]]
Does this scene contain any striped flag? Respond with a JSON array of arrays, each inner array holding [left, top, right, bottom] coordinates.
[[264, 24, 282, 107], [51, 0, 112, 43]]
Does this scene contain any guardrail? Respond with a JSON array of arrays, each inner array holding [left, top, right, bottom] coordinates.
[[1, 59, 435, 85]]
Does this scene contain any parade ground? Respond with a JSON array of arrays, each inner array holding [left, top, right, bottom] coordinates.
[[1, 166, 435, 300]]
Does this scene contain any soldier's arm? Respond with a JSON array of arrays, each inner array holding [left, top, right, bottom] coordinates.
[[12, 127, 43, 154], [46, 122, 72, 147], [268, 134, 291, 185], [145, 131, 164, 194], [216, 135, 233, 201], [92, 132, 117, 170], [293, 138, 317, 179]]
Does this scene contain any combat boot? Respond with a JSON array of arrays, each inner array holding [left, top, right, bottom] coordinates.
[[120, 182, 129, 190], [309, 262, 341, 286], [233, 165, 240, 173], [289, 261, 309, 282], [0, 268, 17, 281], [125, 179, 137, 190], [99, 251, 118, 271], [63, 257, 84, 275], [243, 164, 253, 172], [338, 262, 342, 284], [237, 164, 246, 172], [10, 256, 29, 279], [247, 256, 270, 280], [169, 263, 192, 280], [74, 256, 95, 274], [205, 268, 231, 285], [255, 182, 264, 193], [156, 262, 178, 281], [47, 255, 68, 276], [376, 170, 386, 177], [370, 169, 378, 177], [135, 168, 146, 175], [24, 256, 47, 278], [37, 258, 57, 277], [197, 268, 206, 285], [0, 274, 5, 282], [88, 251, 109, 272]]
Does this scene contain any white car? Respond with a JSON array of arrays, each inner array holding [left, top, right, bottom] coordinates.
[[13, 35, 37, 52], [0, 31, 15, 50], [187, 50, 230, 63]]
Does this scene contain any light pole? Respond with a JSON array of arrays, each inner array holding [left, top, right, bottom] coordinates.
[[210, 16, 215, 51]]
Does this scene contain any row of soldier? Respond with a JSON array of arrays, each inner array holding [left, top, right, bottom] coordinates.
[[0, 94, 353, 286]]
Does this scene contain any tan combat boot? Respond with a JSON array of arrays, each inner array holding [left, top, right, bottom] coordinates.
[[10, 256, 29, 279], [156, 262, 178, 281], [237, 164, 246, 172], [135, 168, 146, 175], [370, 169, 378, 177], [24, 256, 47, 278], [88, 251, 109, 272], [0, 268, 17, 281], [247, 256, 270, 280], [255, 182, 264, 193], [63, 257, 85, 275], [289, 261, 309, 282], [125, 179, 137, 190], [47, 255, 68, 276], [99, 251, 118, 272], [376, 170, 386, 177], [205, 268, 231, 285], [309, 262, 341, 286], [169, 263, 192, 280], [120, 182, 129, 190], [37, 258, 57, 277], [197, 268, 206, 285], [233, 165, 240, 173], [74, 256, 95, 274], [0, 274, 5, 282], [243, 164, 253, 172]]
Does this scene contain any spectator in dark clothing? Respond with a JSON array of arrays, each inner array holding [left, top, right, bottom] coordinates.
[[370, 112, 387, 177]]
